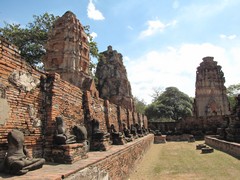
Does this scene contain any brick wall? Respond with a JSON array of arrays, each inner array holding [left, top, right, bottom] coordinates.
[[128, 110, 134, 128], [0, 37, 148, 161], [66, 134, 154, 180], [0, 37, 45, 159], [205, 135, 240, 159], [95, 134, 153, 179], [107, 102, 119, 132], [42, 73, 85, 159], [118, 106, 128, 132]]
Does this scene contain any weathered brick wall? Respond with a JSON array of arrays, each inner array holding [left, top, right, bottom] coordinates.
[[133, 112, 138, 125], [178, 116, 224, 134], [85, 134, 154, 180], [84, 91, 107, 133], [128, 110, 134, 128], [143, 115, 148, 129], [0, 37, 45, 160], [119, 106, 128, 132], [205, 136, 240, 159], [107, 103, 119, 132], [0, 37, 149, 162], [43, 73, 85, 159]]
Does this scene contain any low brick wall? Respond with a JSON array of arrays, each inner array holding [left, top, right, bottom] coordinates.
[[66, 134, 154, 180], [0, 134, 154, 179], [205, 136, 240, 159]]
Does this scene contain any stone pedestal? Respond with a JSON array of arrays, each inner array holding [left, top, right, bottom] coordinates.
[[90, 139, 112, 151], [154, 135, 166, 144], [51, 143, 88, 164]]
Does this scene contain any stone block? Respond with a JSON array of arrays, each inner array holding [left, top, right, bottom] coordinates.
[[154, 135, 166, 144], [201, 147, 214, 154]]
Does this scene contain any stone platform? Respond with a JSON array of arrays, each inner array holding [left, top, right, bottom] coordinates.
[[0, 134, 154, 180]]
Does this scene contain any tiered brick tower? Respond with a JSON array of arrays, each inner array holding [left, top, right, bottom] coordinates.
[[44, 11, 91, 89], [195, 56, 230, 117]]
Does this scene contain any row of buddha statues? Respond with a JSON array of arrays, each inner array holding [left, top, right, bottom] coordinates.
[[0, 116, 149, 176]]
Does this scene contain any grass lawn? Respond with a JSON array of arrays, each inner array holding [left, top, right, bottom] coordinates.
[[129, 141, 240, 180]]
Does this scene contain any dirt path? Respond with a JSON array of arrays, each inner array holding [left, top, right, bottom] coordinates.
[[129, 141, 240, 180]]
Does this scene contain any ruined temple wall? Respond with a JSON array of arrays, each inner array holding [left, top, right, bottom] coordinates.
[[177, 116, 224, 134], [93, 134, 154, 180], [128, 110, 134, 128], [43, 73, 85, 158], [0, 37, 148, 162], [84, 91, 107, 133], [119, 106, 128, 132], [143, 115, 148, 129], [107, 103, 119, 132], [133, 112, 138, 125], [0, 37, 46, 159]]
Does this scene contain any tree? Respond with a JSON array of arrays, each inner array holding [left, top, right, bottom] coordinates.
[[134, 97, 147, 114], [227, 83, 240, 109], [0, 13, 58, 66], [145, 87, 193, 121], [0, 13, 99, 70], [150, 86, 163, 102], [83, 25, 99, 75]]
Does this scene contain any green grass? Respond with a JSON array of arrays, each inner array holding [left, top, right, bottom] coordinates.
[[129, 141, 240, 180]]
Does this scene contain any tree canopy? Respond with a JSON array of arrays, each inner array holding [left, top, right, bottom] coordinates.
[[0, 13, 99, 69], [134, 97, 147, 114], [0, 13, 58, 66], [227, 83, 240, 110], [145, 87, 193, 121]]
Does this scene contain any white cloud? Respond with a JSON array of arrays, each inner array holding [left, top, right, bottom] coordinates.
[[139, 19, 177, 38], [90, 32, 98, 39], [126, 43, 240, 104], [87, 0, 105, 20], [220, 34, 237, 40]]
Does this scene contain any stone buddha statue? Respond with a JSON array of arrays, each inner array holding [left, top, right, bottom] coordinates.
[[122, 122, 133, 142], [53, 116, 76, 145], [91, 118, 109, 141], [3, 129, 45, 175], [110, 124, 125, 145]]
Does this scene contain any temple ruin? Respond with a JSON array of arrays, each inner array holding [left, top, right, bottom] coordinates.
[[44, 11, 92, 90], [194, 56, 230, 117], [0, 11, 151, 179], [96, 46, 134, 111]]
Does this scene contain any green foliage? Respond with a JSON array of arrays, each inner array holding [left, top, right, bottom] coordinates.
[[134, 97, 147, 114], [0, 13, 58, 66], [83, 25, 99, 59], [0, 13, 99, 70], [83, 25, 99, 77], [227, 83, 240, 109], [145, 87, 193, 121]]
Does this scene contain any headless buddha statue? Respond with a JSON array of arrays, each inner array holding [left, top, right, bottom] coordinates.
[[3, 129, 45, 175], [53, 116, 76, 145]]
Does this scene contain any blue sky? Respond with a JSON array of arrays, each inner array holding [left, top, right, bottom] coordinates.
[[1, 0, 240, 104]]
